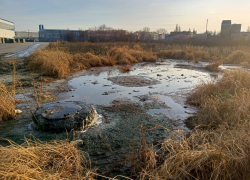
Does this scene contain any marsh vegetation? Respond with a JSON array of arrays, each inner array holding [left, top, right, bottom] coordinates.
[[1, 42, 250, 179]]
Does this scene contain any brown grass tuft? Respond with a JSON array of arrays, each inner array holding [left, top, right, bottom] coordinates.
[[29, 50, 72, 78], [205, 61, 222, 72], [227, 50, 250, 64], [109, 46, 157, 64], [158, 49, 208, 62], [137, 124, 250, 180], [0, 81, 16, 121], [118, 65, 131, 73], [0, 138, 95, 179]]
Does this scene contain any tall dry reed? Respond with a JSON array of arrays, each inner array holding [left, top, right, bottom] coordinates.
[[0, 138, 95, 180], [0, 81, 16, 121]]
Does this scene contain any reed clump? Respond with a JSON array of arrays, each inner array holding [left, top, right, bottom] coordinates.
[[136, 124, 250, 180], [29, 49, 72, 78], [108, 46, 157, 65], [158, 49, 208, 62], [0, 138, 95, 180], [226, 50, 250, 64], [0, 81, 16, 121], [187, 69, 250, 127], [205, 61, 222, 72], [118, 65, 131, 73], [29, 44, 157, 78]]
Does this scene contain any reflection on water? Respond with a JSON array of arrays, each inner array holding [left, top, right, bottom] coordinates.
[[59, 60, 216, 115]]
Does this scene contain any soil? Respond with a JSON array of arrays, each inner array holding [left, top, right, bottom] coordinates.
[[108, 76, 160, 87]]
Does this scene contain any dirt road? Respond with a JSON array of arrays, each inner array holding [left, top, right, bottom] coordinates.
[[0, 42, 49, 56]]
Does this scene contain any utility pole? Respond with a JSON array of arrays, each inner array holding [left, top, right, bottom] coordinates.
[[206, 19, 208, 34], [28, 29, 29, 38]]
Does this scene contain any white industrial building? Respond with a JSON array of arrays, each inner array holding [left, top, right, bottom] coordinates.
[[0, 18, 15, 43], [15, 31, 39, 42]]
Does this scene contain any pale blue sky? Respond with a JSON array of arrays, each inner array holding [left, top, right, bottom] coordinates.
[[1, 0, 250, 33]]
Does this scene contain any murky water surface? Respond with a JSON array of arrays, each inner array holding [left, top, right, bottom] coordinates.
[[59, 60, 218, 114]]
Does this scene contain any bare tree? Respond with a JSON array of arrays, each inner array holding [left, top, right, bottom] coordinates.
[[142, 27, 150, 32], [98, 24, 107, 31], [156, 28, 167, 34]]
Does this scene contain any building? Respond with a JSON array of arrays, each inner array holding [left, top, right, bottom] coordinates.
[[231, 32, 250, 41], [170, 31, 193, 38], [221, 20, 231, 33], [152, 32, 159, 40], [165, 35, 174, 41], [231, 24, 241, 33], [15, 31, 39, 41], [193, 33, 207, 39], [158, 34, 165, 40], [39, 24, 88, 42], [0, 18, 15, 43]]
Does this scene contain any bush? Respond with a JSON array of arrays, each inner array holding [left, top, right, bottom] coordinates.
[[227, 50, 250, 64], [29, 50, 72, 78], [0, 82, 16, 121]]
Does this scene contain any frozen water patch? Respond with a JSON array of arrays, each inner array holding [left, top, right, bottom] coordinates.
[[4, 43, 42, 59]]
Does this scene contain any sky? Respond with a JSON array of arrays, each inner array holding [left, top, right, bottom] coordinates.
[[1, 0, 250, 33]]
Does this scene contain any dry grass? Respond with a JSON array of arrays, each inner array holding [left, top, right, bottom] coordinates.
[[0, 81, 16, 121], [29, 42, 250, 78], [0, 138, 95, 180], [29, 50, 72, 78], [108, 46, 157, 65], [205, 61, 222, 72], [29, 44, 156, 78], [118, 65, 131, 73], [187, 69, 250, 127], [226, 50, 250, 64], [126, 69, 250, 179], [158, 49, 208, 62], [136, 123, 250, 180], [188, 69, 250, 106]]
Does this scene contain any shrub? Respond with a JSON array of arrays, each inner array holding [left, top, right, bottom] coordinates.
[[205, 61, 222, 72], [227, 50, 250, 64], [0, 82, 16, 121], [29, 50, 72, 78]]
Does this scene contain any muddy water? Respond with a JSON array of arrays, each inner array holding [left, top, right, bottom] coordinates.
[[0, 59, 222, 176], [59, 60, 218, 124]]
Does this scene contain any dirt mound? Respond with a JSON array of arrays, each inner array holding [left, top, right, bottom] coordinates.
[[108, 76, 160, 87]]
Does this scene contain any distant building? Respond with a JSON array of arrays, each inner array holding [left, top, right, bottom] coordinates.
[[165, 35, 174, 41], [231, 32, 250, 41], [221, 20, 231, 33], [39, 24, 87, 42], [193, 34, 207, 39], [170, 31, 193, 37], [15, 31, 39, 41], [231, 24, 241, 33], [221, 20, 242, 34], [158, 34, 165, 40], [0, 18, 15, 43], [152, 32, 158, 40], [174, 34, 189, 40]]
